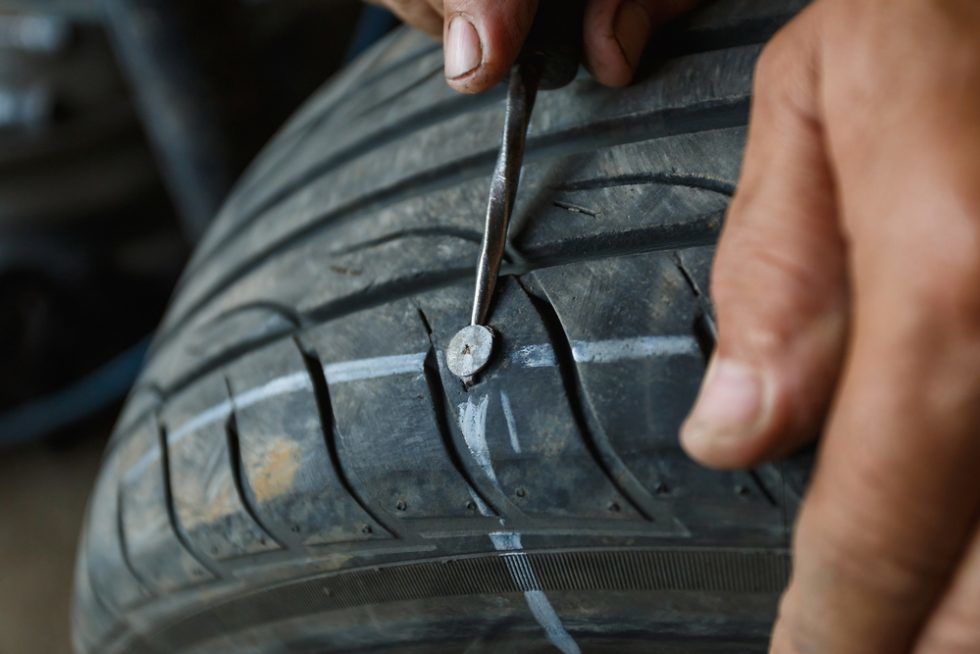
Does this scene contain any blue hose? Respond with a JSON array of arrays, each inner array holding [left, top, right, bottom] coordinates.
[[0, 338, 149, 447]]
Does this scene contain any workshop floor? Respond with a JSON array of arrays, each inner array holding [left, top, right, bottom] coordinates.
[[0, 421, 109, 654]]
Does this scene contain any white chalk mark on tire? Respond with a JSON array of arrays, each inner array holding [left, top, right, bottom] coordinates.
[[234, 372, 311, 409], [571, 335, 698, 363], [458, 394, 496, 485], [323, 352, 426, 383], [499, 390, 521, 453], [510, 343, 558, 368], [170, 401, 231, 444], [508, 334, 698, 368], [490, 531, 581, 654]]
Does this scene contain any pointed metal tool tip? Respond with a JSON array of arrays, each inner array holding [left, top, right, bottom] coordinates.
[[447, 325, 495, 382]]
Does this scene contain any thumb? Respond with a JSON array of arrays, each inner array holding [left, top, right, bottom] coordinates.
[[680, 14, 848, 469], [443, 0, 540, 93]]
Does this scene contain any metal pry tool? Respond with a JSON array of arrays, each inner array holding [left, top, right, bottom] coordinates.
[[447, 0, 584, 383]]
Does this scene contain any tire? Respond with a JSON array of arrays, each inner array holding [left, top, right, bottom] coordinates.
[[73, 2, 814, 652]]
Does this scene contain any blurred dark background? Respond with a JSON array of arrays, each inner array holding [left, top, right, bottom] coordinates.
[[0, 1, 399, 649]]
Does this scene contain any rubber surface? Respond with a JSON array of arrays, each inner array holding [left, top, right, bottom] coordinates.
[[73, 2, 814, 651]]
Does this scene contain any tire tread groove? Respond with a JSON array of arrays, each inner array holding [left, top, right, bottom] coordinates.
[[514, 277, 656, 520], [419, 319, 501, 517], [222, 381, 288, 549], [155, 419, 222, 578], [294, 337, 399, 538]]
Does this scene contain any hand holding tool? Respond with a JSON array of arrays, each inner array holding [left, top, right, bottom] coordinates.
[[447, 0, 585, 383]]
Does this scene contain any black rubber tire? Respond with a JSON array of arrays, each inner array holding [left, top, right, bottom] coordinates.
[[73, 2, 814, 652]]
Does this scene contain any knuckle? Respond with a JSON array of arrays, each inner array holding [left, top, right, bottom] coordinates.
[[753, 34, 791, 91], [750, 23, 822, 126], [712, 243, 803, 307], [752, 9, 817, 98], [710, 233, 840, 352]]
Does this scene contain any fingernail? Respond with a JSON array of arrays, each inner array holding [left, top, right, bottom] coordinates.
[[682, 359, 770, 448], [614, 0, 653, 71], [445, 16, 481, 79]]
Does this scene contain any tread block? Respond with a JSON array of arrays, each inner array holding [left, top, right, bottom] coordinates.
[[118, 419, 215, 592], [302, 300, 490, 523], [225, 339, 392, 545], [517, 128, 743, 249], [532, 253, 789, 538], [162, 378, 280, 561]]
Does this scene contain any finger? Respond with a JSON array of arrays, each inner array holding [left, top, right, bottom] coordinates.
[[443, 0, 539, 93], [583, 0, 697, 87], [380, 0, 443, 37], [773, 10, 980, 652], [680, 11, 848, 469], [914, 525, 980, 653], [774, 280, 980, 652]]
